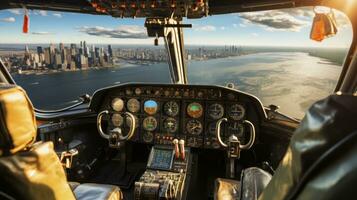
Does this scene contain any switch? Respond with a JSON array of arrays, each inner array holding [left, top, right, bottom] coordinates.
[[173, 139, 180, 159], [179, 139, 185, 160]]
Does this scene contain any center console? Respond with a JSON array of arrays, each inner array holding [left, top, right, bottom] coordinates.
[[134, 143, 191, 200]]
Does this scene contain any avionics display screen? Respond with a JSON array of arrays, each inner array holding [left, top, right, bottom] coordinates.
[[149, 148, 174, 170]]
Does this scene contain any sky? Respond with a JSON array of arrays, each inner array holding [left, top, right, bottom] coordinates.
[[0, 7, 353, 48]]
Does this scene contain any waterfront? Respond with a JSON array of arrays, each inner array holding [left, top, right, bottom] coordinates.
[[13, 52, 342, 119]]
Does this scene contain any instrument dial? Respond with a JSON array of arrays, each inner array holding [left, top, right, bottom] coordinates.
[[143, 116, 157, 131], [208, 103, 224, 119], [111, 98, 124, 112], [127, 98, 140, 113], [228, 104, 245, 120], [135, 88, 142, 95], [125, 89, 133, 96], [186, 119, 203, 135], [163, 117, 178, 133], [142, 132, 154, 143], [229, 122, 245, 143], [187, 102, 203, 118], [144, 100, 158, 115], [164, 101, 179, 117], [228, 122, 244, 137], [111, 114, 123, 127], [125, 115, 139, 128]]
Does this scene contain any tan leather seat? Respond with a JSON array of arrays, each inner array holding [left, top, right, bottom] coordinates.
[[0, 84, 122, 200]]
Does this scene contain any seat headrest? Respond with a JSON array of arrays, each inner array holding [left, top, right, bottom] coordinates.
[[0, 84, 37, 155]]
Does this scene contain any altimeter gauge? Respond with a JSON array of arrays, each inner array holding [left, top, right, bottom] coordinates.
[[208, 103, 224, 119], [111, 98, 124, 112], [127, 98, 140, 113], [164, 101, 179, 117], [144, 100, 158, 115], [228, 104, 245, 120], [111, 114, 123, 127], [126, 115, 139, 128], [187, 102, 203, 118], [143, 116, 158, 131], [186, 119, 203, 135], [163, 117, 178, 133]]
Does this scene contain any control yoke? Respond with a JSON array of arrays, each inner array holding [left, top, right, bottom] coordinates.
[[97, 110, 136, 148], [216, 118, 256, 178]]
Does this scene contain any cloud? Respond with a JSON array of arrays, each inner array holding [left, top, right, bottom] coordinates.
[[0, 17, 16, 23], [78, 25, 148, 39], [32, 31, 55, 35], [53, 13, 62, 18], [34, 10, 48, 16], [239, 23, 246, 27], [237, 7, 351, 32], [252, 33, 259, 37], [8, 9, 21, 15], [194, 25, 216, 32], [220, 26, 226, 30], [239, 10, 309, 32]]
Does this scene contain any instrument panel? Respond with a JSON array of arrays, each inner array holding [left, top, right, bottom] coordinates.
[[92, 84, 265, 149]]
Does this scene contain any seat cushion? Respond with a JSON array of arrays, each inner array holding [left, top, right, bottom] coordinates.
[[0, 141, 75, 200], [72, 183, 123, 200], [214, 178, 241, 200], [214, 167, 271, 200]]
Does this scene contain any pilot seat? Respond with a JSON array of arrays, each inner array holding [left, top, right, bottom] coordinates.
[[0, 84, 123, 200]]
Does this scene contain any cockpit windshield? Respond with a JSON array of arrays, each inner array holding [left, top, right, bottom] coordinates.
[[184, 7, 352, 118], [0, 6, 352, 119]]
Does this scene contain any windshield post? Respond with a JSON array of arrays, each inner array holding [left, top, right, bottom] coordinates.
[[145, 18, 188, 84]]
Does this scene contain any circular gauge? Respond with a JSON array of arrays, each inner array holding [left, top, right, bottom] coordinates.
[[127, 98, 140, 113], [142, 132, 154, 143], [208, 103, 224, 119], [111, 98, 124, 112], [163, 117, 178, 133], [164, 101, 179, 117], [143, 116, 157, 131], [164, 90, 170, 97], [135, 88, 142, 95], [186, 119, 203, 135], [125, 89, 133, 96], [228, 104, 245, 120], [125, 115, 139, 128], [228, 122, 244, 136], [111, 114, 123, 127], [144, 100, 158, 115], [187, 102, 203, 118]]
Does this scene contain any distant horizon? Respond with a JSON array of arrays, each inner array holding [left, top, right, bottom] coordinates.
[[0, 43, 350, 50]]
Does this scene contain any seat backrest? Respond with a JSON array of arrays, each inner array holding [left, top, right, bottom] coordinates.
[[0, 84, 36, 155], [0, 84, 75, 200], [258, 94, 357, 200]]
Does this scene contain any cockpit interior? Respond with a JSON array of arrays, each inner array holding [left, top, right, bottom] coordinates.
[[0, 0, 356, 200]]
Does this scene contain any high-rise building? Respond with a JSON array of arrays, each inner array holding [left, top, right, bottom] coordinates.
[[55, 53, 62, 68], [37, 46, 43, 54], [25, 45, 29, 54], [108, 45, 113, 57], [44, 48, 51, 66]]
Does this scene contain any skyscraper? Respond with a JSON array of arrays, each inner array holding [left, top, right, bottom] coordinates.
[[108, 45, 113, 57], [37, 46, 43, 54]]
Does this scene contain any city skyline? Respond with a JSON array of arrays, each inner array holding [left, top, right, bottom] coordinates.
[[0, 7, 353, 48], [1, 41, 248, 74]]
